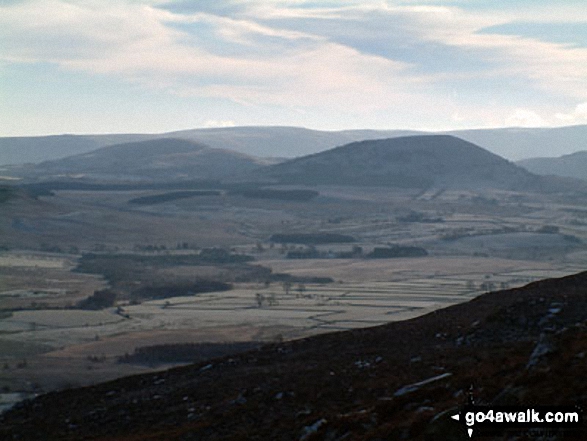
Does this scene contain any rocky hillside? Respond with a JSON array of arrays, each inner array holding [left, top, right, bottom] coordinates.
[[2, 271, 587, 440]]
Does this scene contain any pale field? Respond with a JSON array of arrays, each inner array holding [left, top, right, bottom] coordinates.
[[0, 252, 105, 309], [0, 254, 72, 269], [1, 257, 580, 358], [0, 310, 124, 332], [257, 256, 578, 283]]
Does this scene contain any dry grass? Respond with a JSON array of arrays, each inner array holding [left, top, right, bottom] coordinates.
[[259, 256, 565, 282]]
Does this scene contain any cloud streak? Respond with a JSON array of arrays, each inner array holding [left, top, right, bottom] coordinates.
[[1, 0, 586, 134]]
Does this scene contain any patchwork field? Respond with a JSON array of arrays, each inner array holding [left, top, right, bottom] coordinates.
[[0, 252, 105, 310], [1, 183, 587, 414], [1, 252, 582, 405]]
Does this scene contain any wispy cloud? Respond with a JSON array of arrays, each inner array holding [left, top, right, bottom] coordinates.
[[505, 108, 546, 128], [1, 0, 586, 135], [203, 119, 236, 128], [555, 102, 587, 124]]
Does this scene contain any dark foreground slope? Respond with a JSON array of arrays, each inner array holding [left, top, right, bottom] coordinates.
[[255, 135, 540, 190], [3, 272, 587, 440]]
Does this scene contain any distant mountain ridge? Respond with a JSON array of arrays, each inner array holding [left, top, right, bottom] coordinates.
[[16, 135, 583, 193], [253, 135, 540, 190], [166, 126, 422, 158], [517, 151, 587, 181], [0, 134, 152, 166], [2, 124, 587, 166], [448, 124, 587, 161], [0, 128, 420, 166]]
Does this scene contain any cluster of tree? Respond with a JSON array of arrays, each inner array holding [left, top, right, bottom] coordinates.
[[77, 290, 117, 310], [0, 186, 15, 203], [255, 292, 278, 307], [366, 246, 428, 258], [267, 273, 334, 284], [74, 249, 252, 293], [128, 190, 221, 205], [231, 188, 319, 201], [131, 280, 232, 301], [197, 247, 255, 264], [440, 226, 522, 241], [133, 242, 198, 251], [470, 195, 499, 205], [397, 211, 443, 223], [133, 244, 170, 252], [536, 225, 559, 234], [76, 249, 253, 276], [534, 226, 581, 243], [39, 242, 79, 254], [38, 243, 65, 253], [285, 244, 427, 259], [562, 234, 582, 244], [270, 233, 356, 244], [21, 179, 220, 193], [118, 342, 260, 365], [176, 242, 195, 250], [286, 245, 364, 259]]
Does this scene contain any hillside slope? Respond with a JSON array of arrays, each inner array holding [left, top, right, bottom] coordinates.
[[517, 151, 587, 181], [27, 138, 265, 181], [0, 134, 151, 165], [255, 135, 539, 190], [2, 271, 587, 440]]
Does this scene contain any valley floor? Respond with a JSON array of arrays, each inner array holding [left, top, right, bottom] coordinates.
[[1, 184, 587, 417]]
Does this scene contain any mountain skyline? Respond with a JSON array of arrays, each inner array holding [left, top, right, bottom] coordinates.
[[11, 135, 585, 196], [2, 124, 587, 166], [1, 0, 587, 140]]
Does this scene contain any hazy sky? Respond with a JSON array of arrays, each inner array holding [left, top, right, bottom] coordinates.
[[1, 0, 587, 136]]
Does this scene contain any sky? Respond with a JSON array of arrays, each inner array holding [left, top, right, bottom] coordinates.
[[1, 0, 587, 136]]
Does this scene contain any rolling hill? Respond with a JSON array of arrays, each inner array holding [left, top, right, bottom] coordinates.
[[0, 128, 419, 166], [517, 151, 587, 181], [253, 135, 540, 190], [0, 134, 152, 166], [26, 138, 266, 182]]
